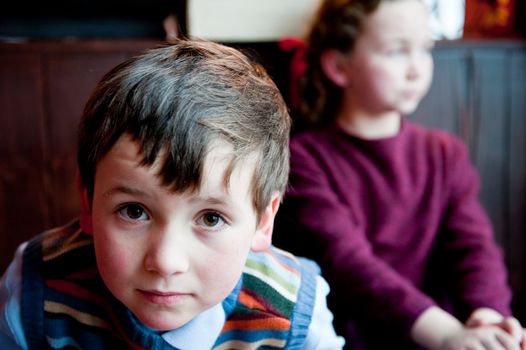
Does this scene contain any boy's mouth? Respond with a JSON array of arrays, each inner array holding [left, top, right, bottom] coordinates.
[[138, 289, 191, 305]]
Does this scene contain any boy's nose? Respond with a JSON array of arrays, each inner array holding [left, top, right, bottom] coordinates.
[[144, 228, 190, 276]]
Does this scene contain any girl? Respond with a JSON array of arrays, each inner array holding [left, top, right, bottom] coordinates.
[[275, 0, 525, 349]]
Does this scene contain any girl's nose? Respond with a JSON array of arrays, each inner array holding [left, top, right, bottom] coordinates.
[[144, 227, 190, 276], [406, 54, 421, 81], [407, 49, 432, 81]]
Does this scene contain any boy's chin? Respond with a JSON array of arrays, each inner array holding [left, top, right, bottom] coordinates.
[[134, 310, 194, 331]]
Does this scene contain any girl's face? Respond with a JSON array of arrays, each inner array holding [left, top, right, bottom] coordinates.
[[337, 0, 434, 117]]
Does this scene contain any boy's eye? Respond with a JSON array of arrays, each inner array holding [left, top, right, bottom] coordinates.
[[199, 212, 226, 229], [118, 204, 149, 221]]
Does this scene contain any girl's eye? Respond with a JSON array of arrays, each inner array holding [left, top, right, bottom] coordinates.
[[199, 212, 226, 229], [422, 44, 434, 55], [118, 204, 149, 221], [386, 48, 404, 57]]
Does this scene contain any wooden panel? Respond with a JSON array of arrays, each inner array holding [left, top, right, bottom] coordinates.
[[0, 40, 159, 272], [45, 52, 131, 227], [408, 45, 508, 245], [508, 48, 526, 317], [403, 42, 526, 320], [409, 47, 469, 136], [470, 49, 508, 246], [0, 53, 48, 269]]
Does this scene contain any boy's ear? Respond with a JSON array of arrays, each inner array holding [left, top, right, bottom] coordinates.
[[320, 49, 349, 87], [251, 193, 281, 252], [76, 172, 93, 235]]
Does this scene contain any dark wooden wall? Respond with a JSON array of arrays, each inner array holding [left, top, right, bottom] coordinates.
[[408, 40, 526, 319], [0, 39, 160, 271], [1, 38, 526, 320]]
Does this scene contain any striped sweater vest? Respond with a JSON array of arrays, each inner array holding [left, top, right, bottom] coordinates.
[[21, 220, 319, 349]]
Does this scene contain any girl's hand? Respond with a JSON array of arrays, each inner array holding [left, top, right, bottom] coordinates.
[[466, 308, 525, 349], [440, 325, 520, 350]]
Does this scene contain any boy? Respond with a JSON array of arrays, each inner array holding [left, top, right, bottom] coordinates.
[[0, 39, 344, 349]]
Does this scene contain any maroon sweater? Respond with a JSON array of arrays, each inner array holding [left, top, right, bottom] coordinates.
[[274, 120, 512, 349]]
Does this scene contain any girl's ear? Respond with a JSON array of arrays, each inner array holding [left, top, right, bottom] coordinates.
[[320, 49, 350, 87], [76, 172, 93, 234], [251, 193, 281, 252]]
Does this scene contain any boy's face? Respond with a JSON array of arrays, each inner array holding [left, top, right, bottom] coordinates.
[[87, 134, 276, 331], [338, 0, 434, 116]]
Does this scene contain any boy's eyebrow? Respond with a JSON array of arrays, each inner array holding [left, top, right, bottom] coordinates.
[[102, 187, 235, 207], [189, 194, 236, 208], [192, 195, 228, 205], [102, 186, 149, 198]]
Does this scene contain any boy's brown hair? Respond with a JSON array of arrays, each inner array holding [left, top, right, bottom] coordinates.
[[77, 39, 291, 217]]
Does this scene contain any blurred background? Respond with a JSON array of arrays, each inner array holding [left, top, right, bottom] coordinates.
[[1, 0, 526, 321]]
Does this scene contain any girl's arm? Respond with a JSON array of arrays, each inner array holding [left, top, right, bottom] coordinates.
[[438, 139, 512, 319]]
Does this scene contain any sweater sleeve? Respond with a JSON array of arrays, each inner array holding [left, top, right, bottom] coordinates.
[[436, 138, 512, 320], [277, 138, 436, 339]]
